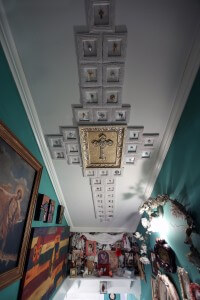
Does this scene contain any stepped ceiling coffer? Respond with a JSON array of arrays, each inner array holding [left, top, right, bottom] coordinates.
[[46, 0, 159, 222]]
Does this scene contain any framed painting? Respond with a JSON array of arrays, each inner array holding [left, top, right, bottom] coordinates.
[[86, 240, 96, 256], [56, 205, 65, 224], [0, 121, 42, 290], [70, 267, 77, 278], [34, 194, 50, 222], [20, 226, 70, 300], [46, 199, 55, 223]]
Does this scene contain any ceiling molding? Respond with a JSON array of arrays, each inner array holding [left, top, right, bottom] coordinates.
[[0, 0, 73, 227], [144, 22, 200, 199], [70, 226, 131, 233]]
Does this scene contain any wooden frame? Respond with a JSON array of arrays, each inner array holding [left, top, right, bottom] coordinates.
[[0, 121, 42, 290]]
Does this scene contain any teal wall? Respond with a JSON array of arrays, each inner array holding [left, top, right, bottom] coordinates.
[[0, 44, 68, 299], [140, 68, 200, 300]]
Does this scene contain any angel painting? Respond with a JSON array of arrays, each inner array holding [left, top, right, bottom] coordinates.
[[0, 136, 36, 275]]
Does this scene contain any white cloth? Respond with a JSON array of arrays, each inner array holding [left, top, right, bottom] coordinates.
[[82, 233, 124, 245]]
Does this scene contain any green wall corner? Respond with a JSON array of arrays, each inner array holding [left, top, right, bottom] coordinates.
[[139, 68, 200, 300]]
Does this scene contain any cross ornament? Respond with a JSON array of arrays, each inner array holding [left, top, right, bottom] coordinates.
[[92, 133, 113, 160]]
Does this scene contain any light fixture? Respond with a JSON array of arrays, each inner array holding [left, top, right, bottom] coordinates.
[[149, 215, 169, 239]]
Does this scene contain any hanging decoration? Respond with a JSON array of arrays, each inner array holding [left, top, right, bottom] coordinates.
[[134, 194, 200, 272]]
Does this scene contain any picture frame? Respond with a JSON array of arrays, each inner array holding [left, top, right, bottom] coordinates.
[[0, 121, 42, 290], [34, 194, 50, 222], [46, 199, 55, 223], [86, 240, 96, 256], [177, 266, 191, 300], [70, 267, 77, 278], [100, 281, 107, 294], [56, 205, 65, 224]]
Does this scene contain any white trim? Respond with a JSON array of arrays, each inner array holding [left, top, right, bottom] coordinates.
[[144, 22, 200, 199], [0, 1, 73, 227], [70, 226, 130, 233]]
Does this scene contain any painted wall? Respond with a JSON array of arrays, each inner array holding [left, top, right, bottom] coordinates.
[[140, 68, 200, 300], [0, 44, 68, 299]]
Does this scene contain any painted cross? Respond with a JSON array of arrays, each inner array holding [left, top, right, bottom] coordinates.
[[92, 133, 113, 160]]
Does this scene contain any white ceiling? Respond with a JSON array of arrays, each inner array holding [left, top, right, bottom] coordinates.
[[1, 0, 200, 232]]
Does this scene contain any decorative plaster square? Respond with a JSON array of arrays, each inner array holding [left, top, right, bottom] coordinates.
[[102, 87, 122, 106], [60, 127, 79, 142], [80, 87, 102, 106], [88, 0, 115, 32], [76, 33, 102, 62], [103, 63, 125, 86], [79, 63, 102, 87], [103, 32, 127, 62]]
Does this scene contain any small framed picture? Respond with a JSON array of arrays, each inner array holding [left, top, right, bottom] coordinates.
[[70, 268, 77, 278], [56, 205, 65, 224], [46, 199, 55, 223], [34, 194, 50, 222], [86, 240, 96, 256], [100, 281, 107, 294]]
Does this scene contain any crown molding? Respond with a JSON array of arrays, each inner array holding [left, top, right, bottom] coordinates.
[[70, 226, 130, 233], [0, 1, 73, 227], [143, 22, 200, 199]]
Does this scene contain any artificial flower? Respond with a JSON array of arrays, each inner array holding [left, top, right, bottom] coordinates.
[[141, 217, 150, 228], [140, 256, 150, 264]]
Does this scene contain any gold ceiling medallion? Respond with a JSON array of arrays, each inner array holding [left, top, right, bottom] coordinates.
[[79, 125, 126, 169]]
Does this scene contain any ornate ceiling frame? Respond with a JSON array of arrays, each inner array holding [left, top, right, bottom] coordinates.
[[46, 0, 159, 222]]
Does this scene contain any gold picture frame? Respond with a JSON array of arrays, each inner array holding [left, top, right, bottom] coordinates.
[[70, 268, 77, 278], [79, 125, 126, 169]]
